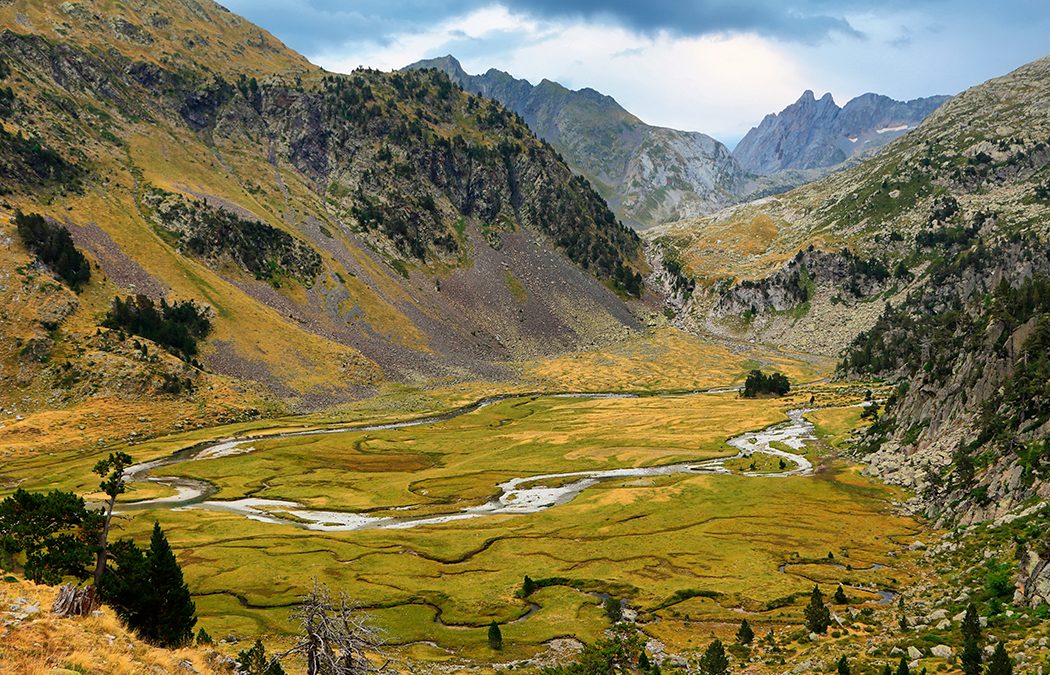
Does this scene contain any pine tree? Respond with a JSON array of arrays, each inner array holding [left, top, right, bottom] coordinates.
[[699, 638, 729, 675], [986, 642, 1012, 675], [837, 655, 851, 675], [804, 585, 831, 633], [488, 621, 503, 650], [960, 603, 982, 675], [638, 651, 651, 671], [521, 575, 536, 596], [881, 664, 892, 675], [736, 618, 754, 645], [834, 584, 848, 604], [236, 639, 286, 675], [147, 522, 197, 647], [895, 656, 910, 675]]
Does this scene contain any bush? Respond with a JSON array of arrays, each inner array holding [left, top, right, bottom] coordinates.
[[742, 369, 791, 398], [103, 295, 210, 360], [14, 211, 90, 290]]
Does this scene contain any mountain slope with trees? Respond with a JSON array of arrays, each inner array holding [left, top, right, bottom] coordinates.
[[0, 0, 649, 437], [405, 55, 750, 229]]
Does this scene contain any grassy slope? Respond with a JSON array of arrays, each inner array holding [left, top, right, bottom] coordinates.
[[0, 578, 229, 674]]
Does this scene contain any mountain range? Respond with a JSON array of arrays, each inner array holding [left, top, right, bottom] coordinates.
[[733, 89, 951, 174], [405, 55, 749, 229], [407, 55, 951, 229]]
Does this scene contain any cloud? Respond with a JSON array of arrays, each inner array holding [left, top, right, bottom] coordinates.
[[310, 6, 817, 142], [221, 0, 1050, 142], [221, 0, 875, 53]]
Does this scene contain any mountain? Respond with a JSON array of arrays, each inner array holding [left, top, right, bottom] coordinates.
[[405, 55, 749, 229], [0, 0, 647, 428], [648, 55, 1050, 533], [734, 89, 951, 175]]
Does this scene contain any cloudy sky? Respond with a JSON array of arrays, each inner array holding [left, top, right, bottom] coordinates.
[[221, 1, 1050, 146]]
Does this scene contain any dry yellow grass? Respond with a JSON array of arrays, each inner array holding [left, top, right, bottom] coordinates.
[[0, 578, 232, 675], [526, 327, 833, 391]]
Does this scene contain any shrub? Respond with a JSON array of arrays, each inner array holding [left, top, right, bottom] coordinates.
[[14, 211, 90, 290], [102, 295, 210, 360], [742, 369, 791, 398]]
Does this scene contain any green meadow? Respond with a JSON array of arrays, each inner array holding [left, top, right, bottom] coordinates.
[[0, 386, 919, 663]]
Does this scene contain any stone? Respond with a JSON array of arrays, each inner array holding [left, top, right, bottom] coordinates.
[[927, 609, 947, 621], [890, 647, 904, 656], [909, 540, 927, 551], [936, 619, 951, 630], [931, 645, 953, 658], [908, 646, 923, 660]]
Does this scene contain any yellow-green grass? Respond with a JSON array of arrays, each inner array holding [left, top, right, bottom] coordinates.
[[26, 391, 914, 663], [524, 327, 835, 393], [722, 451, 794, 473], [807, 406, 871, 448]]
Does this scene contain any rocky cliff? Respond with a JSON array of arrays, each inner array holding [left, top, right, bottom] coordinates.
[[734, 90, 950, 175], [405, 56, 749, 229]]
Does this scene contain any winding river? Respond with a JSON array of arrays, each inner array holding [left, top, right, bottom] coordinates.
[[122, 392, 823, 532]]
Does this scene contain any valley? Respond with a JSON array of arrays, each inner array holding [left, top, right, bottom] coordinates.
[[2, 354, 924, 669], [0, 1, 1047, 673]]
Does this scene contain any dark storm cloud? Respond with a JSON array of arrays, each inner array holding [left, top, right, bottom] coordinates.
[[220, 0, 894, 52]]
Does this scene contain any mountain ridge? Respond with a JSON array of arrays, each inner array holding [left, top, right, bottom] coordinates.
[[405, 54, 749, 229], [734, 88, 951, 174]]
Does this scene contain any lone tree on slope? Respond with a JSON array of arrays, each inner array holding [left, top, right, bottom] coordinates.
[[699, 638, 729, 675], [488, 621, 503, 650], [804, 585, 831, 634], [736, 618, 754, 645]]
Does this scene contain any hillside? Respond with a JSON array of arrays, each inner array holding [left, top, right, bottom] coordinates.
[[0, 577, 232, 673], [734, 89, 950, 175], [648, 55, 1050, 532], [0, 0, 650, 440], [405, 55, 750, 229]]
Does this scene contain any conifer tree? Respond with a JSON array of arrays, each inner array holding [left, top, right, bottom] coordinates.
[[699, 638, 729, 675], [986, 642, 1012, 675], [881, 664, 892, 675], [837, 655, 851, 675], [521, 575, 536, 596], [236, 639, 286, 675], [147, 522, 197, 647], [737, 618, 754, 645], [834, 584, 848, 604], [488, 621, 503, 650], [960, 603, 982, 675], [895, 656, 910, 675], [804, 585, 831, 633], [638, 651, 651, 671]]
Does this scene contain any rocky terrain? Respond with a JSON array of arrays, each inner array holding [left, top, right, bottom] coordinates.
[[648, 55, 1050, 537], [405, 55, 750, 229], [734, 89, 950, 175]]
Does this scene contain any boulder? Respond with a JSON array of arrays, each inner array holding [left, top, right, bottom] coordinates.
[[908, 646, 923, 660], [931, 645, 953, 658]]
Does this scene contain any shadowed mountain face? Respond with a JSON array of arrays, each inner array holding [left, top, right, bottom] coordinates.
[[405, 55, 750, 230], [733, 89, 951, 175]]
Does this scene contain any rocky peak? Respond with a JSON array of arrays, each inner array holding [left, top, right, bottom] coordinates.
[[403, 54, 748, 229], [734, 88, 950, 175]]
